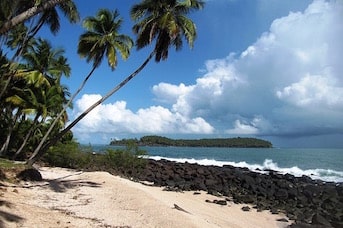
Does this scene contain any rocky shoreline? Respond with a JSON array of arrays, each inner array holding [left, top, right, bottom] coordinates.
[[127, 159, 342, 227]]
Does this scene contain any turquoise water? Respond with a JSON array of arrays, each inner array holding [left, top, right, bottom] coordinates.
[[91, 145, 343, 182]]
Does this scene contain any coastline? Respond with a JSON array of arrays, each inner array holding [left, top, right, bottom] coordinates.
[[1, 166, 290, 227], [127, 159, 343, 227]]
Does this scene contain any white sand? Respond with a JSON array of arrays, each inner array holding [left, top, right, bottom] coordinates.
[[1, 167, 292, 227]]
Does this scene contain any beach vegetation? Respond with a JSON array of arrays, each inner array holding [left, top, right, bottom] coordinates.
[[27, 8, 134, 165], [103, 140, 147, 174], [0, 0, 79, 162], [0, 0, 205, 166], [42, 141, 92, 169], [41, 140, 147, 176], [111, 135, 273, 148]]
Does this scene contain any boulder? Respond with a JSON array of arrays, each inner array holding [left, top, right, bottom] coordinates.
[[16, 168, 42, 181]]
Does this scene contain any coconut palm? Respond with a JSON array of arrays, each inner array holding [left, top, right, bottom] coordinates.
[[21, 38, 71, 83], [131, 0, 204, 61], [0, 38, 70, 157], [29, 0, 79, 36], [0, 0, 74, 35], [26, 0, 204, 165], [27, 9, 133, 164], [12, 84, 68, 159], [0, 0, 79, 100]]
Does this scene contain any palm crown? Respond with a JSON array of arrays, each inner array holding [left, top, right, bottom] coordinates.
[[78, 9, 133, 70], [131, 0, 204, 62]]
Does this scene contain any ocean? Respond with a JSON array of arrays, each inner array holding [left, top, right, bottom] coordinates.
[[90, 145, 343, 183]]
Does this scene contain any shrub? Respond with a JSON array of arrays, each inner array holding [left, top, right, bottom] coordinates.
[[104, 140, 147, 174], [43, 141, 92, 169], [43, 140, 147, 176]]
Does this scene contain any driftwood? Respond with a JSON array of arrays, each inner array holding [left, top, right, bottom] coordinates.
[[173, 204, 191, 214]]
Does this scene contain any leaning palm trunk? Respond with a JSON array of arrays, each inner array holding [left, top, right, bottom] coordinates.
[[30, 66, 97, 162], [0, 0, 67, 35], [0, 108, 21, 156], [12, 113, 40, 159], [0, 20, 39, 100], [27, 50, 156, 166]]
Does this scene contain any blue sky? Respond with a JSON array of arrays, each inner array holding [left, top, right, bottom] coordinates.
[[40, 0, 343, 147]]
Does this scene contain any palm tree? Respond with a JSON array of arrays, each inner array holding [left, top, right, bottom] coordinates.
[[26, 0, 204, 165], [22, 38, 71, 82], [0, 38, 70, 157], [131, 0, 204, 61], [0, 0, 79, 100], [29, 0, 79, 36], [78, 9, 133, 70], [0, 0, 72, 35], [28, 9, 133, 164], [12, 84, 68, 159]]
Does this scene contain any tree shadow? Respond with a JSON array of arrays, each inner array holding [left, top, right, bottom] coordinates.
[[47, 179, 102, 193], [0, 200, 24, 226], [21, 171, 102, 193]]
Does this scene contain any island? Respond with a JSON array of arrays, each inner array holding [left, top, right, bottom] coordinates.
[[110, 135, 273, 148]]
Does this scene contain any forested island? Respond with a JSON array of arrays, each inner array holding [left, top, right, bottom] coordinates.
[[110, 135, 273, 148]]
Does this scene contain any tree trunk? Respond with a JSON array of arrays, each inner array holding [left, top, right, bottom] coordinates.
[[26, 50, 156, 166], [0, 0, 67, 35], [0, 109, 21, 156], [0, 0, 65, 99], [13, 113, 40, 160], [30, 66, 97, 162]]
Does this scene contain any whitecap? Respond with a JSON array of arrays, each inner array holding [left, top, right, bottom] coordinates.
[[147, 156, 343, 183]]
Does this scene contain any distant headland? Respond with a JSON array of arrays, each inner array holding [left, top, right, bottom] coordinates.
[[109, 135, 273, 148]]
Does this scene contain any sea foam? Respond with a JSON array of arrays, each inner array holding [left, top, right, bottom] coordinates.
[[148, 156, 343, 183]]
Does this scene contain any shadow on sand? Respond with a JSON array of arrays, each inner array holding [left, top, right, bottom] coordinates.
[[20, 171, 102, 193], [0, 200, 24, 226]]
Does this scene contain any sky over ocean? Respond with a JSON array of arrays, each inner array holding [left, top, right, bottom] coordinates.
[[41, 0, 343, 147]]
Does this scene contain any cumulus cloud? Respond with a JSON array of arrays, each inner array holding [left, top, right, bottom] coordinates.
[[152, 0, 343, 137], [71, 94, 214, 141], [276, 73, 343, 108], [152, 82, 194, 104], [71, 0, 343, 144]]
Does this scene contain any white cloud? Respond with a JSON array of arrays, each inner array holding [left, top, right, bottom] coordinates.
[[225, 120, 259, 135], [152, 82, 194, 104], [71, 0, 343, 144], [276, 73, 343, 108], [152, 0, 343, 137], [71, 94, 214, 141]]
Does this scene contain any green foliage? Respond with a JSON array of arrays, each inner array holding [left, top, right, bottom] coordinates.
[[0, 158, 25, 169], [43, 141, 92, 169], [111, 135, 273, 148], [43, 140, 147, 176], [130, 0, 204, 61], [1, 1, 204, 165], [104, 140, 147, 171]]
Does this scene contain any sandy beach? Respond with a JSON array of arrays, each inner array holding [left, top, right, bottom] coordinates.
[[1, 166, 291, 227]]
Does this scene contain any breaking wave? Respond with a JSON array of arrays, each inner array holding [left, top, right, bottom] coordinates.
[[148, 156, 343, 183]]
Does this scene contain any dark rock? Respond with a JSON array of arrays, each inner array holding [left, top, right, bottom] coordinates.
[[213, 200, 227, 206], [204, 178, 217, 186], [241, 206, 250, 211], [311, 213, 332, 227], [303, 184, 322, 199], [126, 158, 343, 227], [163, 186, 182, 192], [0, 169, 6, 180], [16, 168, 42, 181], [275, 189, 288, 200], [238, 194, 255, 204], [289, 222, 328, 228], [270, 208, 279, 214], [276, 218, 288, 222], [207, 189, 221, 197]]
